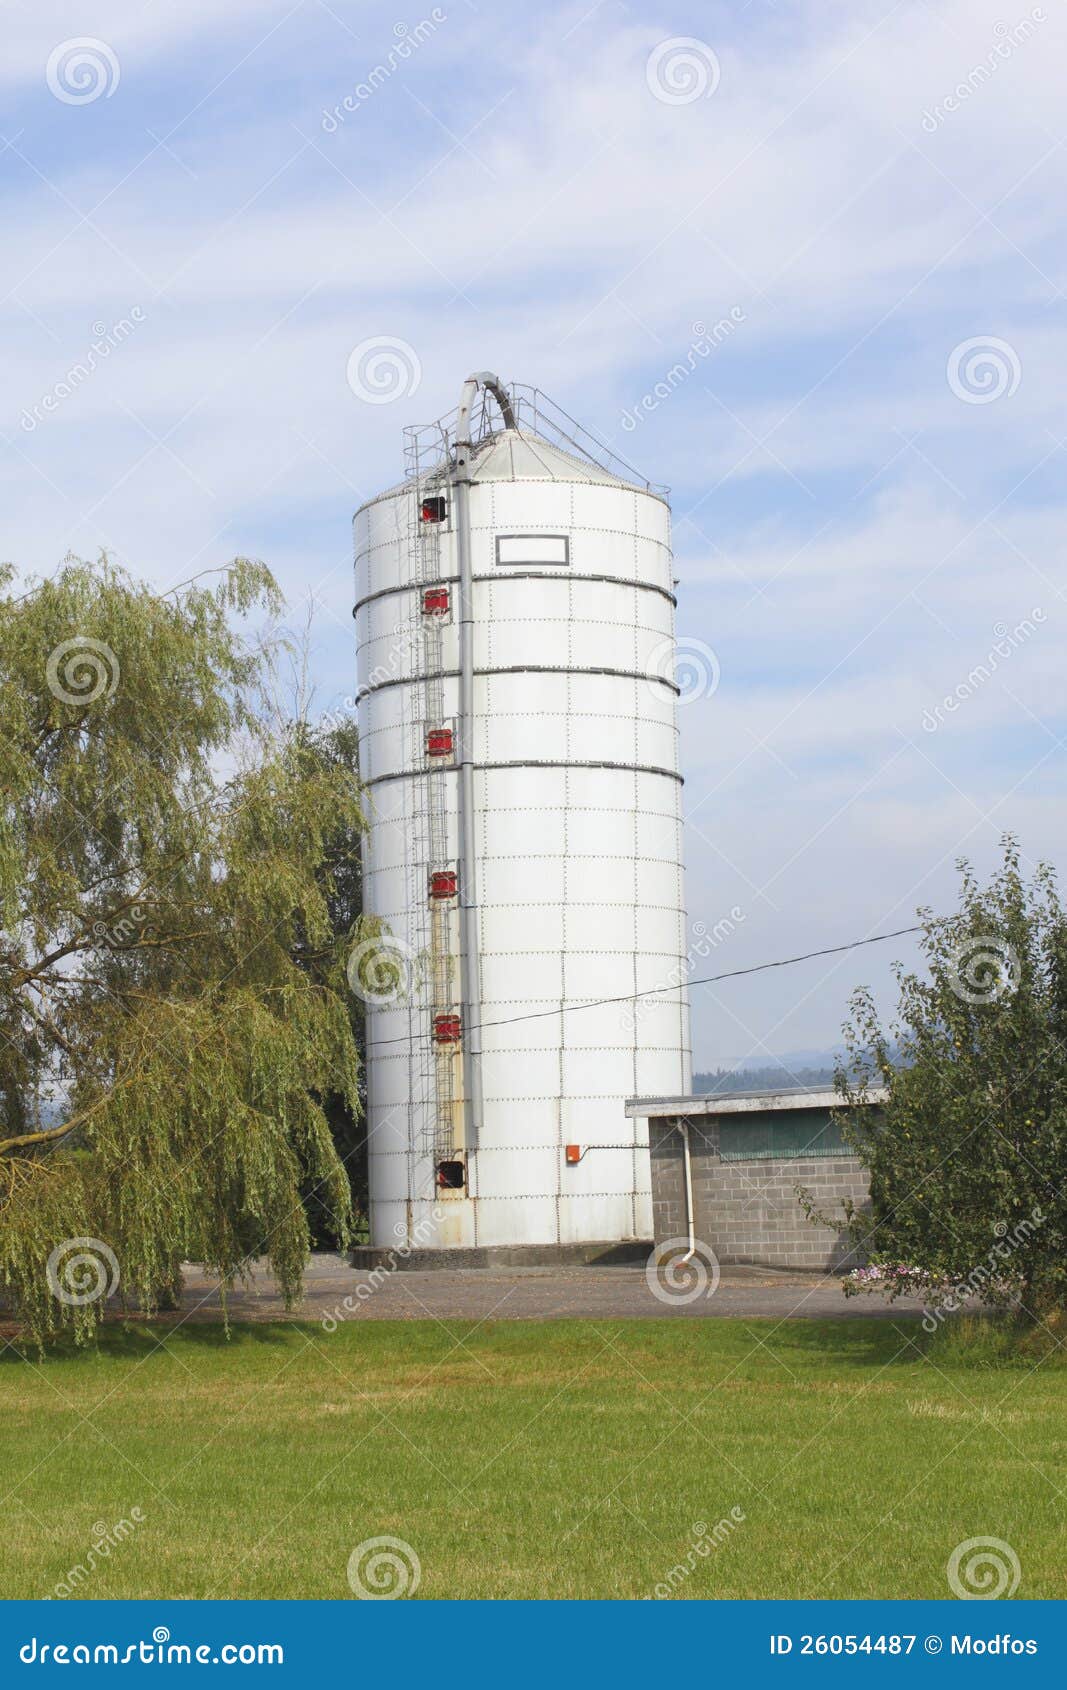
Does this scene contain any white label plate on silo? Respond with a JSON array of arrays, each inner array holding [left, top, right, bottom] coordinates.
[[495, 534, 570, 566]]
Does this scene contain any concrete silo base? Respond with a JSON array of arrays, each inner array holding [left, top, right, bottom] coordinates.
[[349, 1240, 651, 1272]]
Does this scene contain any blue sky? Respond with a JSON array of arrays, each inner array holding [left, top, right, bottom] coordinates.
[[4, 0, 1065, 1069]]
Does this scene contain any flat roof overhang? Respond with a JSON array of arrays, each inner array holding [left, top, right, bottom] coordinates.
[[624, 1085, 889, 1119]]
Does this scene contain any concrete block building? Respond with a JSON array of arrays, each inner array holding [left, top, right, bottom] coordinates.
[[627, 1087, 887, 1272]]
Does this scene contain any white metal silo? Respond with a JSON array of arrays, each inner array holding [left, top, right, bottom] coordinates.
[[352, 374, 691, 1259]]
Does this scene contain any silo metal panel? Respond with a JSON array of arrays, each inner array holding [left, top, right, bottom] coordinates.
[[366, 1097, 411, 1147], [479, 1005, 564, 1054], [631, 858, 685, 910], [559, 1195, 643, 1246], [481, 901, 566, 955], [479, 1048, 558, 1103], [480, 855, 567, 908], [370, 1200, 409, 1247], [478, 1196, 558, 1247], [635, 902, 685, 952], [482, 479, 574, 531], [478, 1096, 558, 1138], [480, 948, 568, 1006], [633, 1043, 687, 1097], [476, 1146, 558, 1200], [482, 800, 568, 860], [562, 854, 636, 904], [368, 1151, 417, 1203], [481, 765, 562, 810], [637, 803, 686, 861], [637, 718, 680, 770], [361, 865, 409, 923], [563, 903, 633, 953], [561, 951, 639, 1005]]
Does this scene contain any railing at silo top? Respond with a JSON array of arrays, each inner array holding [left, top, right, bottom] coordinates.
[[510, 385, 669, 498], [401, 381, 668, 498]]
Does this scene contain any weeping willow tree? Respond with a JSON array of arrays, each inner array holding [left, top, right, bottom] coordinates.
[[0, 555, 370, 1347]]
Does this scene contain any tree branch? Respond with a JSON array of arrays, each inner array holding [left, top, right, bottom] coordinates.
[[0, 1081, 131, 1157], [19, 990, 76, 1056]]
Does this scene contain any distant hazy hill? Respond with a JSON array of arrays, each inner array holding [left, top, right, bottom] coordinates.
[[693, 1063, 838, 1095]]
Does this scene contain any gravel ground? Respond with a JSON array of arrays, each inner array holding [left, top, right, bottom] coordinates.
[[158, 1253, 926, 1323]]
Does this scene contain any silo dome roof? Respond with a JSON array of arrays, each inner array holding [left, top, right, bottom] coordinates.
[[354, 429, 662, 516], [465, 427, 645, 489]]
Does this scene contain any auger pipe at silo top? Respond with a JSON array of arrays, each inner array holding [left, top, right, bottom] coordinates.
[[451, 373, 514, 1153]]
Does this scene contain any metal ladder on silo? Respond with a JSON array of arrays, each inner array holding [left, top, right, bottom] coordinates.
[[403, 431, 461, 1171]]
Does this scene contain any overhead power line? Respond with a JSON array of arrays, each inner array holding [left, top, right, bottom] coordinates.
[[362, 923, 924, 1053]]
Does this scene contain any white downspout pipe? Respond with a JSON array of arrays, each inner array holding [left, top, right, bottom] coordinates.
[[678, 1119, 695, 1262]]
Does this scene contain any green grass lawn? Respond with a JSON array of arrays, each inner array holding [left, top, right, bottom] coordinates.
[[2, 1317, 1062, 1600]]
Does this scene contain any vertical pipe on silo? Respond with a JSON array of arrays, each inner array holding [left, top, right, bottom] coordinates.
[[451, 374, 517, 1157], [452, 374, 518, 1158], [452, 449, 481, 1152]]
